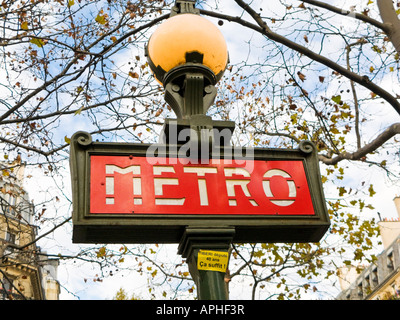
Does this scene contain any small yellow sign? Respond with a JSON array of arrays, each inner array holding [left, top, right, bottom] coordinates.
[[197, 250, 229, 273]]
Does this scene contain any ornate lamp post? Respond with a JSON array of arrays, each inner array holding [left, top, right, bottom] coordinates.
[[146, 0, 234, 153], [146, 0, 234, 299], [69, 0, 330, 302]]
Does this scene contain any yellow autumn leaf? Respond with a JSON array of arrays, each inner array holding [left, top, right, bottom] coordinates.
[[95, 13, 107, 25], [74, 106, 84, 115], [338, 186, 347, 196], [30, 37, 46, 47], [21, 21, 28, 30], [330, 127, 340, 134], [290, 113, 298, 124], [368, 184, 376, 197], [68, 0, 74, 7], [96, 246, 106, 258]]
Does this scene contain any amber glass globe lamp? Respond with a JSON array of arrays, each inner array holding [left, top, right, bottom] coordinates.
[[145, 2, 235, 159], [146, 11, 228, 119], [147, 13, 228, 87]]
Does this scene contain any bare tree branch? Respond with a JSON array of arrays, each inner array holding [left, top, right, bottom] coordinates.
[[202, 2, 400, 116], [318, 122, 400, 165], [301, 0, 390, 33]]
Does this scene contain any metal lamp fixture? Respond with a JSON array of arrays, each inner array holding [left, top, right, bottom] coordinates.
[[146, 0, 234, 149]]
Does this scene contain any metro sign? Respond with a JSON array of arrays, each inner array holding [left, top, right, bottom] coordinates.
[[70, 131, 330, 244], [90, 156, 314, 216]]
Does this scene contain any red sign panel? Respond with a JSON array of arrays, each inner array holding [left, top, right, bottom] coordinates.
[[90, 155, 315, 216]]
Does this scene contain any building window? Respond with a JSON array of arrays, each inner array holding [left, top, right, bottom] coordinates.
[[372, 267, 378, 285], [7, 195, 16, 214], [398, 243, 400, 263], [5, 231, 16, 244], [1, 275, 14, 300], [391, 282, 400, 298], [364, 274, 371, 293], [387, 251, 394, 271], [1, 193, 18, 216], [2, 277, 13, 292], [357, 282, 363, 298]]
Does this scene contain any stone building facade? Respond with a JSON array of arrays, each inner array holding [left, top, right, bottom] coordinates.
[[0, 161, 60, 300], [336, 197, 400, 300]]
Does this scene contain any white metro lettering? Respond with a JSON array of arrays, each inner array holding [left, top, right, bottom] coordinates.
[[153, 166, 185, 205], [262, 169, 296, 206], [103, 163, 300, 208], [183, 167, 218, 206], [224, 167, 258, 206], [105, 165, 142, 205]]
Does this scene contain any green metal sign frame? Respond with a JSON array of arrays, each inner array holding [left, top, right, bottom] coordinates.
[[70, 131, 330, 244]]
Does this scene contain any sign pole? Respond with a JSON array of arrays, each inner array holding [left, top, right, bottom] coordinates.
[[152, 1, 236, 299], [177, 227, 234, 300], [192, 253, 229, 300]]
